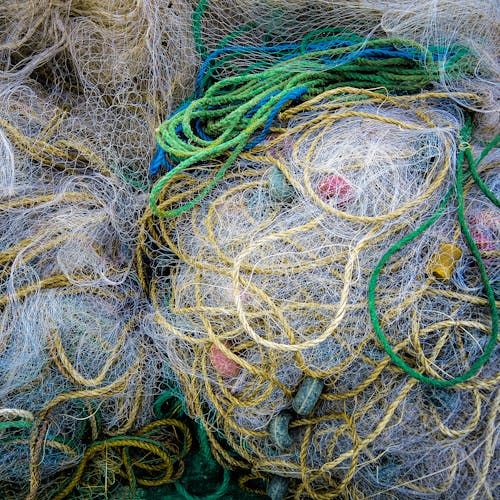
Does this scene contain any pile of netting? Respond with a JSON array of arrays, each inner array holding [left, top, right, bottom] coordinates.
[[0, 1, 235, 499], [0, 0, 498, 499], [141, 94, 499, 499], [139, 2, 499, 499], [0, 76, 202, 500]]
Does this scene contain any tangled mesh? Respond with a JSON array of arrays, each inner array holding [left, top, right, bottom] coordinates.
[[0, 78, 194, 498], [0, 0, 198, 189], [0, 0, 498, 498], [140, 90, 499, 498], [0, 1, 205, 496], [193, 0, 499, 136]]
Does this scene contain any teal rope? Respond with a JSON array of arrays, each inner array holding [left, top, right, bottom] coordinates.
[[153, 388, 187, 418], [153, 390, 232, 500], [174, 424, 231, 500], [193, 0, 208, 60], [368, 118, 499, 388], [0, 420, 32, 436]]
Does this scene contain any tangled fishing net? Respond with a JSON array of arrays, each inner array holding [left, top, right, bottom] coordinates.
[[141, 87, 499, 497], [0, 81, 194, 499], [0, 0, 198, 189], [139, 2, 498, 497], [0, 0, 499, 499], [0, 1, 200, 496]]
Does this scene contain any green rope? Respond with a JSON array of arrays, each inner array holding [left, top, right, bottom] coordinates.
[[153, 390, 232, 500], [153, 388, 187, 418], [464, 134, 500, 207], [368, 119, 499, 388], [300, 28, 365, 50], [0, 420, 32, 432], [0, 420, 78, 449], [150, 34, 472, 217], [174, 424, 231, 500]]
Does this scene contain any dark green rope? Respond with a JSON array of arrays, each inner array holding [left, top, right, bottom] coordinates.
[[174, 424, 231, 500], [154, 389, 232, 500], [368, 119, 499, 388], [192, 0, 208, 60], [464, 134, 500, 207]]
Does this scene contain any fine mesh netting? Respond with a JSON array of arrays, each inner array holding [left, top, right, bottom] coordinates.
[[139, 89, 499, 498], [0, 1, 498, 499], [0, 0, 198, 188]]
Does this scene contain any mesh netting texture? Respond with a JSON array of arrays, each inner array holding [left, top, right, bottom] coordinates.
[[0, 1, 499, 499]]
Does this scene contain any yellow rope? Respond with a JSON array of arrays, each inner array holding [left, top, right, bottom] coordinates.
[[137, 88, 498, 496]]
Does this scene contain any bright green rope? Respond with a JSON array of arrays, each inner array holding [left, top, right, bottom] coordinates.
[[368, 118, 499, 388], [150, 34, 472, 217]]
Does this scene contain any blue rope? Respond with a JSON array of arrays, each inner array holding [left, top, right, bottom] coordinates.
[[194, 40, 447, 96], [244, 87, 308, 150], [150, 143, 176, 175]]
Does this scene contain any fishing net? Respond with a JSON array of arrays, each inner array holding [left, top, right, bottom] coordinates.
[[0, 0, 498, 499], [0, 0, 198, 189], [194, 0, 499, 111], [0, 77, 198, 499], [141, 91, 499, 496]]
